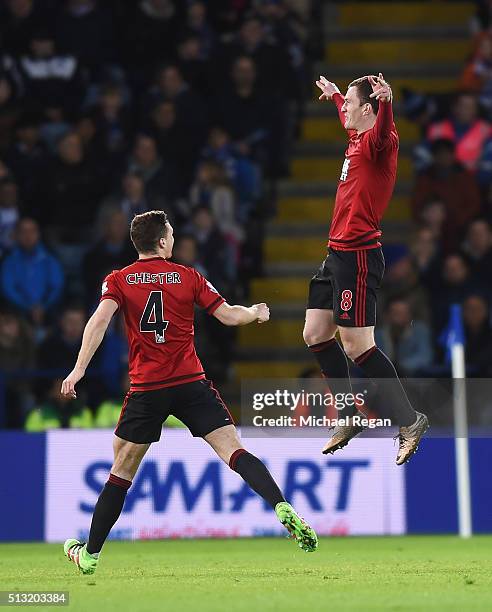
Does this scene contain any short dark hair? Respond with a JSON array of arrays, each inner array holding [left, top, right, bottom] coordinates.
[[130, 210, 168, 254], [348, 76, 379, 114]]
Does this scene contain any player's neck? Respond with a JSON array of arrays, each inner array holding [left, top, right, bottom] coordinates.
[[356, 116, 376, 135], [138, 253, 165, 260]]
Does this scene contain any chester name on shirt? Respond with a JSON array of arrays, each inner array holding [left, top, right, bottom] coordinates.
[[125, 272, 182, 285]]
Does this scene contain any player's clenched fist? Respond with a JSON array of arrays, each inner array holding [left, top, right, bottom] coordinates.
[[253, 303, 270, 323], [315, 76, 340, 101]]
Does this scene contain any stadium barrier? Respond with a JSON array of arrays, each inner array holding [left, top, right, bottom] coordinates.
[[1, 430, 491, 542]]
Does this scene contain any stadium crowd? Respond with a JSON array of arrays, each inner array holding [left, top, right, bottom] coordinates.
[[1, 0, 492, 430], [377, 0, 492, 389], [0, 0, 317, 428]]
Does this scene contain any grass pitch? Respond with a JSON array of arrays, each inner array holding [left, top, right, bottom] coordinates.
[[1, 536, 491, 611]]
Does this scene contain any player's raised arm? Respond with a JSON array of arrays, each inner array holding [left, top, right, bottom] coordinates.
[[315, 75, 346, 129], [193, 268, 269, 326], [367, 73, 396, 151], [213, 302, 270, 326], [61, 299, 119, 398]]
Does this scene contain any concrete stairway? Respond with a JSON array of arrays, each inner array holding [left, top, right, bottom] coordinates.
[[233, 1, 474, 383]]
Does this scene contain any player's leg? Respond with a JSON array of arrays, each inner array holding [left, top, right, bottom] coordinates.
[[65, 390, 166, 573], [304, 257, 350, 381], [204, 425, 285, 510], [64, 436, 150, 574], [339, 325, 428, 463], [204, 424, 317, 552], [86, 436, 150, 554], [305, 253, 370, 454], [172, 380, 317, 551], [304, 255, 357, 420], [304, 308, 358, 417], [336, 248, 428, 464]]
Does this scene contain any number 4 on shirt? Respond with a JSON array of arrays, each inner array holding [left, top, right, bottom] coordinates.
[[140, 291, 169, 343]]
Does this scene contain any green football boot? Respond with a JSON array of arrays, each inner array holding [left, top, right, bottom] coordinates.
[[275, 502, 318, 552], [63, 539, 99, 575]]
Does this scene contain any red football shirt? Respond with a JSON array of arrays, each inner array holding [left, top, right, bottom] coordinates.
[[328, 93, 399, 251], [100, 257, 225, 391]]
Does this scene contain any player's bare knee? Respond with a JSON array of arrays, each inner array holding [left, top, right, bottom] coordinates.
[[303, 327, 334, 347], [341, 338, 375, 362], [205, 425, 243, 464], [339, 335, 362, 361], [342, 342, 360, 362]]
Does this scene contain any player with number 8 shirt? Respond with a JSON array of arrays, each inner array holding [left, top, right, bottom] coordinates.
[[60, 210, 318, 575], [303, 74, 428, 464]]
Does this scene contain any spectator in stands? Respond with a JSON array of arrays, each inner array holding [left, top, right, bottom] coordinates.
[[184, 206, 232, 291], [220, 16, 292, 98], [410, 226, 443, 291], [6, 113, 47, 208], [401, 87, 439, 141], [127, 133, 177, 212], [74, 112, 100, 164], [143, 64, 208, 142], [101, 172, 149, 224], [462, 218, 492, 286], [147, 100, 196, 194], [55, 0, 116, 72], [213, 56, 270, 168], [90, 83, 134, 177], [94, 373, 130, 428], [426, 93, 492, 173], [25, 377, 92, 430], [461, 34, 492, 113], [0, 162, 10, 185], [37, 305, 86, 378], [431, 253, 486, 335], [254, 0, 307, 101], [0, 177, 21, 255], [172, 234, 207, 276], [41, 131, 107, 242], [471, 0, 492, 34], [380, 247, 430, 323], [0, 218, 64, 327], [416, 199, 447, 242], [0, 68, 20, 152], [0, 0, 48, 56], [17, 27, 84, 114], [94, 305, 127, 400], [181, 1, 216, 60], [0, 309, 35, 427], [177, 34, 214, 98], [462, 294, 492, 376], [207, 0, 252, 36], [376, 298, 433, 377], [124, 0, 183, 79], [190, 160, 244, 252], [83, 210, 135, 304], [412, 139, 482, 249], [201, 126, 261, 220], [38, 106, 71, 153]]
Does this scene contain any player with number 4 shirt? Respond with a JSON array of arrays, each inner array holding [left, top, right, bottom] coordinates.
[[60, 210, 318, 575]]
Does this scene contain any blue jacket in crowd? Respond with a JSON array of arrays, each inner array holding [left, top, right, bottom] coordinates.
[[1, 244, 64, 312]]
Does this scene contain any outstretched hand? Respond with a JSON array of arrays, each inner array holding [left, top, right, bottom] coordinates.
[[368, 73, 392, 102], [61, 367, 85, 399], [315, 76, 340, 101]]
